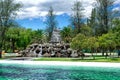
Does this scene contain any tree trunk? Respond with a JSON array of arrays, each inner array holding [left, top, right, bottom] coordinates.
[[105, 51, 108, 59], [109, 47, 112, 56], [92, 52, 95, 60], [118, 49, 120, 58], [102, 49, 105, 56], [0, 36, 3, 58], [0, 50, 2, 58], [12, 39, 15, 53], [81, 55, 84, 60], [81, 51, 84, 60], [95, 49, 97, 57], [91, 48, 95, 60]]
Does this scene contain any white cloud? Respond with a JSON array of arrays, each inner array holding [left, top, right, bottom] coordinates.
[[16, 0, 96, 19], [16, 0, 119, 20], [114, 0, 120, 4], [112, 7, 120, 11]]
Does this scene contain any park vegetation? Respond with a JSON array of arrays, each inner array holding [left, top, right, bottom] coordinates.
[[0, 0, 120, 59], [62, 0, 120, 58]]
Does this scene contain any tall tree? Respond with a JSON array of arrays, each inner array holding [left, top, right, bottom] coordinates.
[[81, 25, 92, 37], [89, 8, 97, 36], [95, 0, 115, 35], [0, 0, 22, 50], [45, 6, 57, 41], [112, 18, 120, 48], [71, 1, 84, 34], [0, 0, 21, 48]]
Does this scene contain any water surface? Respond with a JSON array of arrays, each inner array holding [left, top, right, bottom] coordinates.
[[0, 63, 120, 80]]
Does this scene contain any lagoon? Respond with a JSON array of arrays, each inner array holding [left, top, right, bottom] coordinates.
[[0, 61, 120, 80]]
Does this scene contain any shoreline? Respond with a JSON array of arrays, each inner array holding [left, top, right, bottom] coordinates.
[[0, 60, 120, 67]]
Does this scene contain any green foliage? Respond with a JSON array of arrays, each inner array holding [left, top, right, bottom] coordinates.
[[112, 19, 120, 47], [1, 0, 120, 54], [18, 28, 33, 49], [98, 33, 116, 49], [88, 0, 116, 36], [96, 0, 115, 34], [45, 6, 58, 41], [70, 32, 99, 52], [70, 33, 86, 50], [60, 26, 73, 43], [5, 27, 31, 51], [6, 27, 20, 52], [88, 8, 98, 36], [0, 0, 22, 49], [81, 25, 92, 36], [86, 37, 99, 50], [6, 27, 20, 40], [31, 29, 46, 43], [71, 1, 84, 34], [4, 27, 45, 52]]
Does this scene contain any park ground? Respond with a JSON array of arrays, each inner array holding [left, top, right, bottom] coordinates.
[[1, 52, 120, 63]]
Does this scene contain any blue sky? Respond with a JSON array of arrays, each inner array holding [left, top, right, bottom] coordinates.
[[15, 0, 120, 30], [16, 13, 70, 30]]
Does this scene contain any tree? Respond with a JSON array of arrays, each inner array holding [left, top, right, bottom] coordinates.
[[45, 6, 58, 41], [85, 37, 99, 59], [5, 27, 33, 51], [70, 33, 86, 59], [4, 27, 46, 52], [98, 33, 116, 58], [95, 0, 115, 35], [18, 28, 33, 50], [5, 27, 20, 52], [112, 18, 120, 49], [31, 29, 45, 44], [71, 34, 86, 50], [60, 26, 73, 43], [81, 25, 92, 37], [71, 1, 84, 34], [0, 0, 22, 50], [88, 8, 98, 36]]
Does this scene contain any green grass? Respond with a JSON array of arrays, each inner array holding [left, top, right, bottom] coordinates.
[[0, 56, 19, 60], [0, 58, 4, 60], [33, 57, 120, 62], [34, 58, 73, 61]]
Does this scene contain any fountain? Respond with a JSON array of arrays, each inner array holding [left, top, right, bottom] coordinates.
[[50, 29, 61, 43], [19, 29, 78, 57]]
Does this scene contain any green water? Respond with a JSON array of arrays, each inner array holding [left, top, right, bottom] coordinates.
[[0, 63, 120, 80]]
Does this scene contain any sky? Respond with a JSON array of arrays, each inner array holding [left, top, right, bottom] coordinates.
[[15, 0, 120, 30]]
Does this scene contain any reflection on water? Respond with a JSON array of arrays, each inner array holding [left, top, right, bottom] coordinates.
[[0, 63, 120, 80]]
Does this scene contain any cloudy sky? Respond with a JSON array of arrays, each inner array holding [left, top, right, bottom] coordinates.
[[16, 0, 120, 30]]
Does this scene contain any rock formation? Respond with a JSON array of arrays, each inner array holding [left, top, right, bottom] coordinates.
[[19, 29, 79, 57]]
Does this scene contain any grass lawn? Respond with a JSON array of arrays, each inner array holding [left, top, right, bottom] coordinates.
[[0, 58, 4, 60], [33, 57, 120, 62]]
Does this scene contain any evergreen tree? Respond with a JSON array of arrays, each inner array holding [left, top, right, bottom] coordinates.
[[71, 1, 84, 34], [89, 8, 97, 36], [95, 0, 115, 35], [45, 6, 58, 41]]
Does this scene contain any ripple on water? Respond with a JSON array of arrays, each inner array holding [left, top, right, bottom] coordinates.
[[0, 63, 120, 80]]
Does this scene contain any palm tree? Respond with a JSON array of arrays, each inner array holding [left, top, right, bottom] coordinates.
[[61, 26, 73, 43], [32, 29, 44, 44]]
